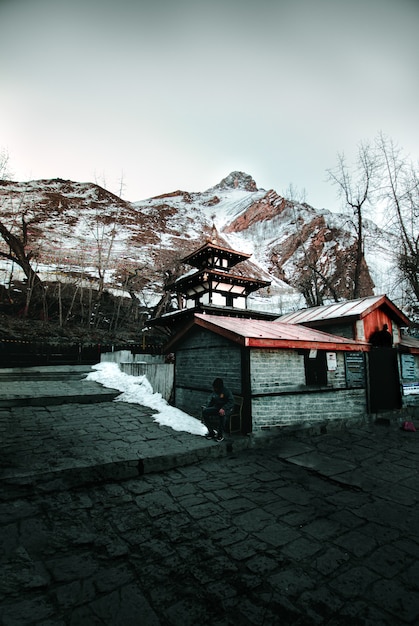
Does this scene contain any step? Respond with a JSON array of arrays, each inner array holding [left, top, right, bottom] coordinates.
[[0, 391, 120, 408], [0, 375, 119, 408], [0, 365, 94, 381]]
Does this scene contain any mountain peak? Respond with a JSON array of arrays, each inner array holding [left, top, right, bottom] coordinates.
[[212, 171, 258, 192]]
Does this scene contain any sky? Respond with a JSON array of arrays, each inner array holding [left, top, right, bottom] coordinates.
[[87, 361, 207, 436], [1, 0, 418, 211]]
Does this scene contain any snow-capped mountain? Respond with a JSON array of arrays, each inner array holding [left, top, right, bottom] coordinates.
[[0, 171, 400, 319]]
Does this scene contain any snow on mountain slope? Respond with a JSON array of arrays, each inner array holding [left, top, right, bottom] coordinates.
[[199, 188, 267, 230], [0, 171, 401, 316]]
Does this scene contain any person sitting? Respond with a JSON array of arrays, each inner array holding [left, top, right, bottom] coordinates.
[[202, 377, 234, 442]]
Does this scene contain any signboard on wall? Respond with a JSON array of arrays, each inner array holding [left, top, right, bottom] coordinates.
[[345, 352, 366, 388], [326, 352, 337, 371], [402, 382, 419, 396], [401, 354, 416, 380]]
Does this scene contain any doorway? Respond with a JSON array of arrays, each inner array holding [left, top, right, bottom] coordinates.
[[368, 348, 401, 412]]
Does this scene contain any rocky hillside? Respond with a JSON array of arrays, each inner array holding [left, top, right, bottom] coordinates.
[[0, 171, 399, 341]]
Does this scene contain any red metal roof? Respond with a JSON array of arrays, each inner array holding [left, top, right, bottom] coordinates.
[[187, 314, 370, 351], [277, 295, 410, 326]]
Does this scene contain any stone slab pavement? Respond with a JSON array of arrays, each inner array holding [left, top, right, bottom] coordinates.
[[1, 366, 419, 624], [0, 365, 251, 494]]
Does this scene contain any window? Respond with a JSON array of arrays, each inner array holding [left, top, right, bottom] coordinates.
[[304, 350, 327, 386]]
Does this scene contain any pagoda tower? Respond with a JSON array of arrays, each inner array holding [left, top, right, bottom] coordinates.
[[172, 240, 270, 310], [147, 228, 274, 334]]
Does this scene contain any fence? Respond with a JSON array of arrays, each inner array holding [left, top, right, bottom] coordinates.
[[0, 340, 102, 367], [119, 362, 174, 401], [101, 351, 174, 401]]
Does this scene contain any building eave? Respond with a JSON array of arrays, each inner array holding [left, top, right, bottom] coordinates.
[[278, 294, 411, 327], [245, 338, 368, 351], [166, 313, 371, 352], [181, 242, 251, 268], [169, 268, 270, 293], [399, 336, 419, 354]]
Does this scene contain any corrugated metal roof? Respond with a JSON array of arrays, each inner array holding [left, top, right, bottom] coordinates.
[[193, 314, 369, 350], [276, 295, 409, 325], [400, 335, 419, 354]]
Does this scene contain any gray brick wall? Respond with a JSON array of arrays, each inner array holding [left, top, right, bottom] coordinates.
[[175, 388, 210, 419], [318, 321, 354, 339], [173, 329, 369, 429], [251, 388, 366, 431], [250, 349, 305, 392], [250, 349, 349, 392], [174, 328, 241, 416], [249, 348, 367, 431]]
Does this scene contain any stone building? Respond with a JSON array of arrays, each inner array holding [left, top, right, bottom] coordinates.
[[157, 240, 419, 433], [166, 314, 371, 435]]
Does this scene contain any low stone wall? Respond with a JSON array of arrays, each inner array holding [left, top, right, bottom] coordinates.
[[251, 387, 367, 432]]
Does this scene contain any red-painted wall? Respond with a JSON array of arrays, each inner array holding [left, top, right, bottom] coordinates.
[[363, 310, 392, 342]]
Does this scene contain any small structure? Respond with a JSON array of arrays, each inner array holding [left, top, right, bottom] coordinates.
[[278, 295, 419, 413], [166, 314, 371, 434], [277, 294, 409, 345]]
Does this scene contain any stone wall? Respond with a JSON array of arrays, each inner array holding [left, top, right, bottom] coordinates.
[[250, 348, 367, 432], [174, 328, 242, 417], [174, 330, 369, 430], [250, 349, 306, 393], [251, 388, 367, 432]]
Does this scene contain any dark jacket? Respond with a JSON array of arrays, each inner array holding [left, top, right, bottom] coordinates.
[[206, 385, 235, 414]]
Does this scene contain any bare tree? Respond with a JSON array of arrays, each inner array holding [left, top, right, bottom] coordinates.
[[94, 217, 118, 296], [284, 183, 307, 205], [0, 153, 47, 315], [284, 184, 339, 306], [377, 133, 419, 312], [0, 202, 45, 316], [0, 152, 45, 310], [327, 142, 381, 299], [0, 148, 12, 180]]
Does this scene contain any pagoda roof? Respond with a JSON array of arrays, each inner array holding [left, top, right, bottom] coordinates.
[[170, 268, 270, 294], [181, 242, 251, 269], [147, 304, 277, 331]]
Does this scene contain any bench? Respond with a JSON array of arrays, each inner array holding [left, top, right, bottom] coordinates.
[[201, 394, 244, 435]]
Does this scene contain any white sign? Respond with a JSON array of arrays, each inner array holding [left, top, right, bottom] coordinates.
[[326, 352, 337, 371], [356, 320, 365, 340], [402, 382, 419, 396]]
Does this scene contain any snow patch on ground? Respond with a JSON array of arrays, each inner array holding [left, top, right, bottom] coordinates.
[[86, 361, 207, 436]]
